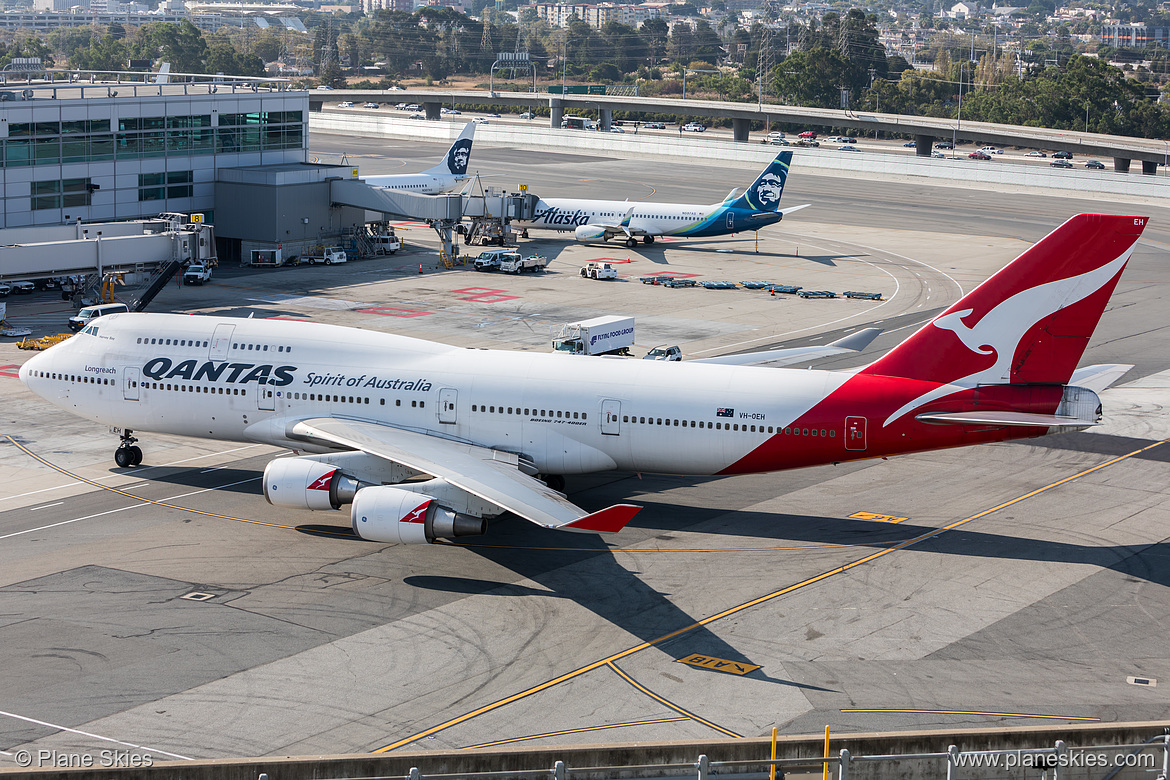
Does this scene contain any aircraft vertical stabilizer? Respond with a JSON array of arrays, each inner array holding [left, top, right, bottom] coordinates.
[[725, 151, 792, 213]]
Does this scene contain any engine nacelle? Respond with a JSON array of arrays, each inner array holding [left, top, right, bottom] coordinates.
[[574, 224, 607, 242], [350, 486, 486, 544], [263, 456, 365, 511]]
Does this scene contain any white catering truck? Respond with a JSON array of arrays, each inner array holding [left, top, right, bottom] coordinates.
[[552, 316, 635, 356]]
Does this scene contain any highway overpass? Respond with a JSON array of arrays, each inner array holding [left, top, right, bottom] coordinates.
[[317, 90, 1170, 174]]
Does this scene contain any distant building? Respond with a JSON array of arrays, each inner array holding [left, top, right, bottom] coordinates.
[[1102, 22, 1169, 47], [361, 0, 412, 11], [524, 1, 664, 29]]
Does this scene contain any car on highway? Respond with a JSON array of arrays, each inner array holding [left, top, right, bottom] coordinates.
[[931, 150, 946, 158], [644, 122, 666, 129], [388, 85, 404, 90], [768, 131, 786, 141], [473, 117, 490, 124], [315, 85, 334, 90], [519, 112, 535, 119], [979, 146, 1004, 154], [1053, 150, 1073, 159], [682, 122, 706, 132], [794, 139, 820, 147], [409, 112, 426, 120], [903, 141, 916, 147], [838, 145, 861, 152], [968, 151, 992, 160], [1025, 150, 1047, 157], [824, 135, 843, 143], [362, 102, 379, 109], [1085, 160, 1106, 170], [839, 136, 857, 143], [395, 102, 408, 110], [798, 130, 817, 138], [936, 140, 954, 149], [768, 137, 790, 145], [337, 101, 354, 108], [609, 126, 625, 133], [1050, 158, 1073, 168]]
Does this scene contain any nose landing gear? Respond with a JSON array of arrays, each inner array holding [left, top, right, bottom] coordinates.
[[114, 430, 143, 468]]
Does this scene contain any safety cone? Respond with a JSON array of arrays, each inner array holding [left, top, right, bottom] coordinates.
[[770, 288, 775, 297], [418, 264, 423, 274]]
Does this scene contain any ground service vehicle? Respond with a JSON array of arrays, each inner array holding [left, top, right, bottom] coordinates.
[[580, 262, 618, 280], [183, 264, 212, 285], [499, 254, 548, 274], [371, 233, 402, 255], [474, 249, 519, 271], [644, 345, 682, 361], [68, 302, 129, 331], [552, 315, 635, 356], [304, 247, 347, 265]]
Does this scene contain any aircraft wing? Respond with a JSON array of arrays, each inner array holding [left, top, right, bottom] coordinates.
[[691, 328, 881, 367], [289, 417, 639, 533], [1068, 364, 1133, 393]]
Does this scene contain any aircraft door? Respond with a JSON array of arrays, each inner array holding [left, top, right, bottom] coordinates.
[[601, 399, 621, 435], [439, 388, 457, 424], [726, 212, 734, 230], [209, 324, 235, 361], [845, 416, 867, 451], [123, 367, 140, 401], [257, 380, 275, 411]]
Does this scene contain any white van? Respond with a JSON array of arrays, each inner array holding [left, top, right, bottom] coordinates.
[[69, 302, 128, 331], [473, 249, 519, 271]]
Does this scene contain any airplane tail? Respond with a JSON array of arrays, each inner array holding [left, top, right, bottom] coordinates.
[[725, 151, 792, 212], [424, 122, 475, 177], [861, 214, 1147, 388]]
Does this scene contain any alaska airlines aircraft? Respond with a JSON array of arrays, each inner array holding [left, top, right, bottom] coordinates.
[[520, 151, 806, 247], [362, 122, 475, 194], [18, 214, 1145, 547]]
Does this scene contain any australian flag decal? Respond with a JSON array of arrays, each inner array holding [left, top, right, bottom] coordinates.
[[716, 408, 734, 418]]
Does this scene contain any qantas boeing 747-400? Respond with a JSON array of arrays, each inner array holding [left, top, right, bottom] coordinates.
[[18, 214, 1146, 546]]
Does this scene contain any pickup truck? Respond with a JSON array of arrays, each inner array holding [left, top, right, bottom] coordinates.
[[182, 264, 212, 285], [304, 247, 347, 265], [580, 262, 618, 280], [499, 254, 548, 274]]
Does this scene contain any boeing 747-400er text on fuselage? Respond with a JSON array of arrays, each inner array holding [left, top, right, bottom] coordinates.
[[19, 214, 1145, 546], [520, 151, 807, 247], [360, 122, 475, 195]]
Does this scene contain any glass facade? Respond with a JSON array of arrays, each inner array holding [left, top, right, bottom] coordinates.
[[3, 111, 303, 168], [139, 170, 193, 201], [32, 177, 92, 210]]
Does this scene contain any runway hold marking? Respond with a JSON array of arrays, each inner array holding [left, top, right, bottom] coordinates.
[[849, 511, 908, 524], [0, 365, 21, 379], [1, 436, 352, 538], [677, 654, 760, 676], [607, 662, 742, 738], [449, 287, 522, 303], [374, 437, 1166, 753], [462, 717, 688, 750], [841, 709, 1100, 722], [358, 306, 434, 318]]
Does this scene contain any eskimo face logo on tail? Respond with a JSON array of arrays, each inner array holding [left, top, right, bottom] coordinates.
[[447, 139, 472, 175], [748, 172, 785, 211]]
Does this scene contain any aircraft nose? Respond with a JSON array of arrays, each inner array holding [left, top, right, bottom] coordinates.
[[18, 351, 45, 388]]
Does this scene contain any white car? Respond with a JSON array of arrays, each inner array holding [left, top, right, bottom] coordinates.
[[682, 122, 706, 132], [388, 85, 404, 90], [337, 101, 354, 108], [767, 131, 786, 141], [315, 85, 334, 91], [408, 112, 426, 120], [609, 126, 624, 133], [519, 112, 535, 119], [395, 102, 408, 110], [1025, 150, 1048, 157], [931, 150, 945, 158], [979, 146, 1004, 154], [473, 117, 490, 124]]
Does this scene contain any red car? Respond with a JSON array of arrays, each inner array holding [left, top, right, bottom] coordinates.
[[968, 151, 992, 160], [799, 130, 818, 139]]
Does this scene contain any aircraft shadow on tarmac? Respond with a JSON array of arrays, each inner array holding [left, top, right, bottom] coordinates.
[[136, 467, 262, 495]]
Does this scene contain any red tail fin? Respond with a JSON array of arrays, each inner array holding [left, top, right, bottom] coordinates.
[[862, 214, 1146, 386]]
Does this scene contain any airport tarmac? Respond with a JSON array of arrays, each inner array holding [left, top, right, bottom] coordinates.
[[0, 137, 1168, 764]]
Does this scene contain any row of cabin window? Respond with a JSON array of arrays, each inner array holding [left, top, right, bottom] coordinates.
[[133, 381, 246, 395], [134, 336, 293, 354], [622, 415, 835, 437], [33, 370, 112, 385], [286, 393, 426, 408], [473, 404, 586, 420]]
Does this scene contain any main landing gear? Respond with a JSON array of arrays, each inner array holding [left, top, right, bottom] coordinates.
[[541, 474, 566, 492], [643, 235, 655, 245], [625, 238, 637, 248], [114, 430, 143, 468]]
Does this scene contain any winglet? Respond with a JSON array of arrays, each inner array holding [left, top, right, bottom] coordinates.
[[828, 327, 881, 352], [563, 504, 642, 533]]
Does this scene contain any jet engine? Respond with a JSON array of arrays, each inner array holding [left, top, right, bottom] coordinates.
[[262, 456, 367, 511], [350, 486, 486, 544], [574, 224, 608, 242]]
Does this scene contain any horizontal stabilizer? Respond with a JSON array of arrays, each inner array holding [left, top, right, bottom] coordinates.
[[562, 504, 642, 533], [1068, 364, 1133, 393], [915, 411, 1092, 427], [779, 204, 810, 217], [693, 327, 880, 368]]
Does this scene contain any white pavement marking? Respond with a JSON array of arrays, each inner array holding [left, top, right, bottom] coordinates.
[[0, 709, 192, 761], [0, 444, 265, 504], [27, 502, 63, 512], [0, 477, 259, 541]]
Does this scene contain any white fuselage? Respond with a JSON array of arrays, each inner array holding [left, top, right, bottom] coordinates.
[[363, 173, 466, 195], [19, 313, 849, 477]]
